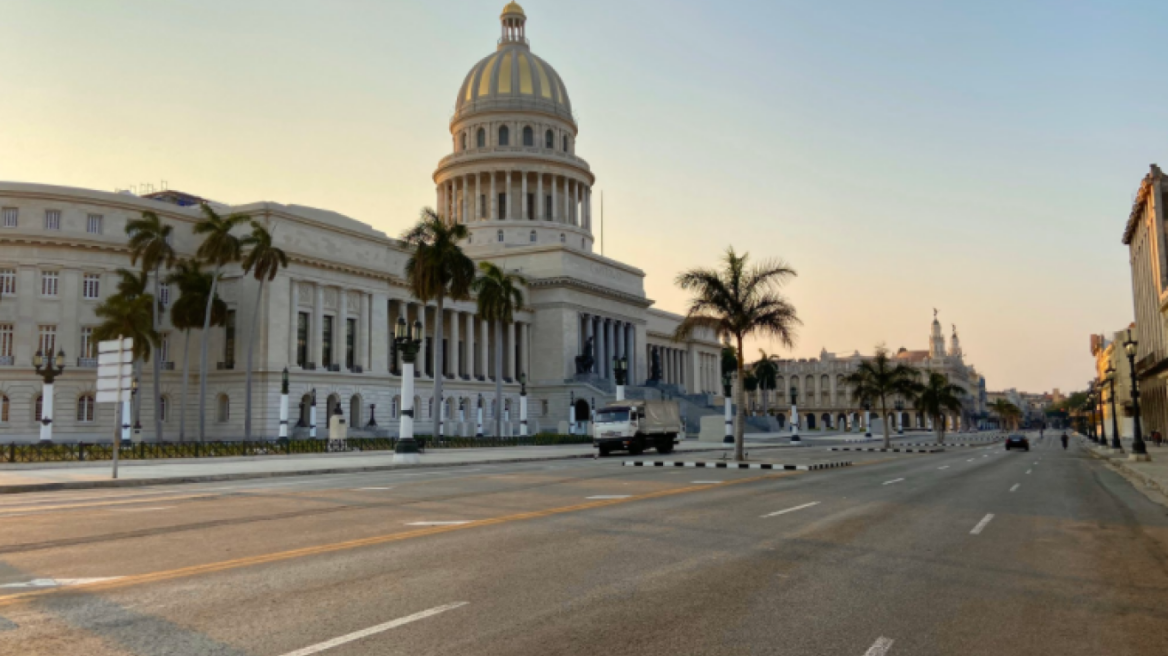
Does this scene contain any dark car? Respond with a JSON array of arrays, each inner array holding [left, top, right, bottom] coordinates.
[[1005, 434, 1030, 451]]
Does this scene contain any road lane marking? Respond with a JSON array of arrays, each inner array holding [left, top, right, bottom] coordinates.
[[938, 466, 950, 470], [355, 488, 392, 491], [0, 470, 803, 608], [762, 501, 820, 518], [967, 459, 975, 462], [883, 478, 905, 485], [405, 521, 472, 526], [277, 602, 468, 656], [1009, 484, 1020, 492], [692, 481, 722, 484], [0, 578, 122, 589], [970, 513, 995, 535], [586, 495, 632, 500], [108, 506, 175, 513], [0, 494, 215, 516], [1026, 469, 1032, 475], [863, 636, 895, 656]]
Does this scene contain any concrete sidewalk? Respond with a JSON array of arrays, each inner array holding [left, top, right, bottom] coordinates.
[[1082, 435, 1168, 498], [0, 439, 781, 494]]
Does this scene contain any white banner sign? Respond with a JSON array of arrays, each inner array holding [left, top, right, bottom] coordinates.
[[97, 351, 133, 366], [97, 338, 133, 354], [96, 389, 133, 404], [96, 363, 134, 380]]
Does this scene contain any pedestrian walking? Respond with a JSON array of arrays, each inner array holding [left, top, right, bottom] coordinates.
[[1060, 432, 1068, 450], [1152, 429, 1163, 448]]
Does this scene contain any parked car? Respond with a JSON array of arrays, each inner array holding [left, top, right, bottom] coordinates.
[[1005, 434, 1030, 451]]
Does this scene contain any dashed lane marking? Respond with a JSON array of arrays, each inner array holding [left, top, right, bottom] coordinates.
[[1010, 484, 1020, 492], [970, 513, 995, 535], [761, 501, 820, 518], [1026, 469, 1032, 475], [883, 478, 905, 486], [277, 602, 469, 656], [0, 578, 123, 589], [863, 636, 895, 656], [938, 466, 950, 470], [108, 506, 175, 513]]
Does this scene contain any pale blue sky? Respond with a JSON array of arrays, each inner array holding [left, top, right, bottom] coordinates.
[[2, 0, 1165, 393]]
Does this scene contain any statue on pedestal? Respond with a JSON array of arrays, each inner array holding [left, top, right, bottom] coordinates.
[[575, 336, 595, 375]]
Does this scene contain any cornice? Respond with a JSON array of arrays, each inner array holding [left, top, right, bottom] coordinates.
[[527, 275, 653, 308]]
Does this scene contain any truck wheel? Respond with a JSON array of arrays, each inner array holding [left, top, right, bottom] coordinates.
[[598, 445, 612, 457], [628, 441, 645, 456], [656, 441, 674, 454]]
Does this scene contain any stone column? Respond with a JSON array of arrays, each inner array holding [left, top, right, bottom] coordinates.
[[521, 321, 530, 379], [586, 187, 592, 230], [451, 309, 461, 378], [338, 288, 348, 369], [537, 173, 543, 220], [490, 171, 497, 220], [462, 175, 469, 223], [437, 184, 445, 221], [475, 173, 481, 221], [505, 170, 513, 220], [625, 324, 634, 383], [359, 292, 370, 370], [597, 318, 608, 379], [288, 278, 299, 366], [604, 319, 614, 380], [506, 321, 516, 379], [466, 311, 476, 378], [521, 170, 527, 220], [584, 314, 594, 372], [481, 317, 490, 380], [418, 303, 429, 378], [312, 285, 324, 368]]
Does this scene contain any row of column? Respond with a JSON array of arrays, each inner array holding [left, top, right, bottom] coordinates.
[[438, 171, 591, 229], [579, 313, 635, 383], [699, 352, 718, 394], [289, 281, 373, 372], [650, 344, 687, 389], [388, 300, 530, 382]]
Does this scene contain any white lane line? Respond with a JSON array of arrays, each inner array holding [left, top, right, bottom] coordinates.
[[405, 521, 473, 526], [1, 577, 123, 589], [982, 454, 989, 458], [1033, 461, 1039, 465], [938, 466, 950, 470], [108, 507, 175, 513], [967, 459, 975, 462], [863, 636, 895, 656], [586, 495, 632, 500], [970, 513, 995, 535], [355, 488, 392, 491], [692, 481, 723, 484], [1009, 484, 1020, 492], [762, 501, 821, 518], [882, 478, 905, 486], [277, 602, 469, 656], [1026, 469, 1032, 475]]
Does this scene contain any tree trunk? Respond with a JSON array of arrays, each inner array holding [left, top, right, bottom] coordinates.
[[198, 268, 220, 442], [494, 320, 503, 438], [152, 264, 164, 443], [881, 396, 891, 449], [761, 387, 769, 419], [244, 278, 264, 440], [934, 414, 942, 444], [734, 334, 746, 461], [433, 296, 445, 438], [180, 329, 191, 441]]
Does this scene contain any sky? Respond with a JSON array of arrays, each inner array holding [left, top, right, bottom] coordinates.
[[2, 0, 1166, 394]]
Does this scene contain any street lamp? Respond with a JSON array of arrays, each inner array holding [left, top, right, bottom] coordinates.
[[476, 393, 485, 438], [519, 372, 529, 437], [1123, 330, 1150, 459], [1106, 364, 1123, 452], [789, 385, 801, 444], [393, 317, 424, 464], [614, 356, 628, 401], [862, 399, 872, 438], [722, 372, 733, 444], [895, 398, 905, 435], [279, 367, 290, 439], [1085, 387, 1096, 442], [33, 348, 65, 442]]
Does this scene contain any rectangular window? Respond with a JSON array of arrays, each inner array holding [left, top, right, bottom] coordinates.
[[41, 271, 58, 297], [297, 312, 309, 366], [1, 207, 17, 228], [87, 214, 103, 234], [38, 325, 56, 355], [223, 310, 236, 368], [498, 193, 507, 219], [0, 269, 14, 295], [158, 282, 170, 308], [346, 317, 356, 369], [527, 193, 534, 219], [322, 315, 334, 368], [80, 327, 95, 358], [44, 209, 61, 231], [545, 196, 552, 220], [82, 273, 100, 300], [0, 324, 13, 358], [480, 195, 487, 218], [159, 332, 170, 363]]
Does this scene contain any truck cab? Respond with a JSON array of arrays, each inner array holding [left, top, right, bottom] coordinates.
[[593, 400, 680, 457]]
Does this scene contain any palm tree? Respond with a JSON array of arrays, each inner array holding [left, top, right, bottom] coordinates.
[[674, 247, 801, 461], [109, 269, 151, 431], [193, 204, 248, 441], [401, 209, 475, 436], [92, 294, 157, 365], [753, 350, 779, 418], [744, 372, 759, 415], [126, 211, 175, 442], [989, 399, 1021, 431], [240, 221, 289, 440], [167, 260, 226, 441], [843, 346, 922, 449], [915, 373, 966, 444], [472, 262, 525, 438]]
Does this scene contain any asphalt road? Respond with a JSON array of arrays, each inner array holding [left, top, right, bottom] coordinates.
[[0, 433, 1165, 655]]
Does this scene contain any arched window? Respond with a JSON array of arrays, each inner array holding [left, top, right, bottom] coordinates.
[[476, 128, 486, 148], [217, 394, 230, 422], [563, 135, 569, 152], [76, 395, 95, 423], [0, 394, 8, 422], [160, 396, 169, 422], [34, 395, 43, 422], [529, 230, 537, 243], [559, 233, 565, 243], [545, 130, 554, 148], [522, 126, 534, 146], [499, 125, 510, 146], [461, 133, 468, 151], [497, 230, 504, 243]]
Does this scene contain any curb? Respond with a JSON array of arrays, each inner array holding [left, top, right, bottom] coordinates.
[[1085, 446, 1168, 497], [623, 461, 852, 471], [0, 445, 768, 495], [826, 445, 943, 452]]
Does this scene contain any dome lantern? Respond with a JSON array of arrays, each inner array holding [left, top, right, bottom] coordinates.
[[500, 2, 527, 47]]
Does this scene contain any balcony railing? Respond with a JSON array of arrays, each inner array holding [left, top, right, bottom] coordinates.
[[77, 357, 99, 368]]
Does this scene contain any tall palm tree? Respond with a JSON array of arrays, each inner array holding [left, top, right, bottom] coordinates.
[[126, 211, 175, 442], [744, 372, 759, 414], [240, 220, 289, 440], [915, 373, 966, 444], [674, 247, 801, 461], [193, 205, 248, 441], [92, 294, 157, 364], [753, 349, 779, 418], [167, 260, 226, 441], [989, 399, 1021, 431], [109, 269, 150, 431], [401, 209, 475, 436], [472, 262, 525, 438], [843, 346, 922, 449]]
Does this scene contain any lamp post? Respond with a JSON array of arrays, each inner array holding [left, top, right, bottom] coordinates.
[[393, 317, 424, 464], [476, 393, 484, 438], [1085, 388, 1095, 442], [1106, 364, 1123, 452], [279, 367, 290, 439], [122, 377, 135, 444], [790, 385, 801, 444], [722, 372, 733, 444], [309, 388, 318, 439], [1123, 330, 1149, 459], [614, 356, 628, 401], [367, 404, 377, 428], [33, 348, 65, 442], [519, 373, 529, 437], [863, 399, 872, 438], [132, 376, 142, 442], [895, 398, 905, 436]]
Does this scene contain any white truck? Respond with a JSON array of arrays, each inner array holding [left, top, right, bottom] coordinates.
[[592, 400, 682, 456]]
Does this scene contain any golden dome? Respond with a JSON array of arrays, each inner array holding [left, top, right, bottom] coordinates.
[[501, 1, 525, 18]]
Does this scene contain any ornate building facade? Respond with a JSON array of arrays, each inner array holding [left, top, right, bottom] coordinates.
[[0, 4, 722, 442]]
